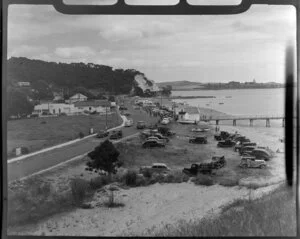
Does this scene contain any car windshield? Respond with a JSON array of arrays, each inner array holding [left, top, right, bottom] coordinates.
[[5, 2, 296, 238]]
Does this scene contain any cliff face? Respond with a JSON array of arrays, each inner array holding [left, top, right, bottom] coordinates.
[[131, 74, 160, 96]]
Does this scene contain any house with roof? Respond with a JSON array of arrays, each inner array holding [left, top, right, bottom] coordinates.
[[176, 106, 200, 122], [66, 93, 88, 104], [33, 103, 80, 116], [74, 100, 111, 114]]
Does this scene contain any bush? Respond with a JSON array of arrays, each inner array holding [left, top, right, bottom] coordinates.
[[89, 175, 111, 190], [142, 168, 153, 178], [192, 174, 214, 186], [70, 178, 90, 205], [21, 147, 29, 154], [218, 177, 239, 187], [150, 173, 165, 184], [124, 170, 138, 186], [79, 132, 85, 138]]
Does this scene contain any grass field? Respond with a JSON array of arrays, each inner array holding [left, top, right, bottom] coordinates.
[[7, 111, 122, 158]]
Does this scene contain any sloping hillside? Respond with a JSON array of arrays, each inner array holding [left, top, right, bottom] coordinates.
[[7, 57, 158, 96]]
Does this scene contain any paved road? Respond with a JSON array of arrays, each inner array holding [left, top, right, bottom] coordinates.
[[7, 98, 159, 182]]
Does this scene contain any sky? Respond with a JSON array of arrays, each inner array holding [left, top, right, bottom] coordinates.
[[7, 1, 296, 83]]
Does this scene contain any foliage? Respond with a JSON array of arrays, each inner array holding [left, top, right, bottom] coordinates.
[[70, 178, 90, 205], [161, 85, 172, 96], [7, 87, 34, 117], [79, 132, 85, 138], [89, 175, 111, 190], [7, 57, 153, 100], [123, 170, 138, 186], [87, 140, 120, 175], [191, 174, 214, 186]]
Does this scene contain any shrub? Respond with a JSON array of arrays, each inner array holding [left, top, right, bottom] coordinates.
[[21, 147, 29, 154], [192, 174, 214, 186], [135, 176, 149, 186], [218, 177, 239, 187], [150, 173, 165, 184], [70, 178, 89, 205], [89, 175, 111, 190], [79, 132, 85, 138], [124, 170, 138, 186], [142, 168, 153, 178]]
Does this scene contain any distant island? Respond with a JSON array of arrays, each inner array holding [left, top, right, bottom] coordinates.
[[157, 80, 284, 91]]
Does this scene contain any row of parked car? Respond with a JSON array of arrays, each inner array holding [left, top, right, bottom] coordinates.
[[214, 130, 273, 169], [140, 127, 176, 148], [96, 129, 123, 140]]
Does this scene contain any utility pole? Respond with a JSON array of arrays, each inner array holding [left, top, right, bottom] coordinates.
[[105, 101, 108, 130]]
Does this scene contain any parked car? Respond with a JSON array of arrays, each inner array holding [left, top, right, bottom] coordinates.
[[119, 106, 128, 110], [140, 163, 170, 174], [239, 156, 267, 169], [152, 133, 169, 142], [217, 139, 236, 147], [239, 145, 256, 155], [109, 130, 123, 140], [233, 136, 250, 143], [250, 148, 272, 161], [142, 140, 165, 148], [234, 142, 257, 152], [96, 130, 109, 138], [214, 131, 230, 141], [146, 136, 166, 144], [183, 163, 213, 175], [157, 126, 175, 137], [137, 121, 146, 129], [211, 155, 226, 169], [189, 136, 208, 144], [161, 118, 170, 125], [125, 118, 134, 127], [124, 112, 131, 116]]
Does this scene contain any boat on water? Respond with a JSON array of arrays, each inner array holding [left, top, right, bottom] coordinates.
[[191, 128, 204, 132], [225, 96, 232, 98], [219, 102, 224, 105]]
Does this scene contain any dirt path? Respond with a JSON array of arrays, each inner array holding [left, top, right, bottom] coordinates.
[[8, 182, 281, 236]]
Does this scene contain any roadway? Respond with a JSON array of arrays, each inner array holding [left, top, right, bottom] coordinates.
[[7, 98, 159, 182]]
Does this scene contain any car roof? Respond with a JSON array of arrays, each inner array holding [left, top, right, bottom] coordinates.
[[152, 163, 167, 167], [253, 148, 270, 154]]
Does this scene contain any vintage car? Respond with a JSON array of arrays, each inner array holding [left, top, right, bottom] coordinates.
[[142, 140, 165, 148], [96, 130, 109, 138], [239, 145, 257, 155], [125, 118, 134, 127], [109, 130, 123, 140], [250, 148, 272, 161], [136, 121, 146, 129], [239, 156, 267, 169], [214, 131, 230, 141], [140, 163, 170, 174], [189, 136, 208, 144], [234, 142, 257, 152], [217, 139, 236, 147]]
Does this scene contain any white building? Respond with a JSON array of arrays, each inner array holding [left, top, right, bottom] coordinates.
[[176, 106, 200, 122], [66, 93, 88, 104], [33, 103, 80, 115], [74, 100, 111, 114], [17, 82, 30, 87]]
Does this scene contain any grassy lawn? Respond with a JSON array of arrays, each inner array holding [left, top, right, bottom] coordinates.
[[7, 111, 122, 158]]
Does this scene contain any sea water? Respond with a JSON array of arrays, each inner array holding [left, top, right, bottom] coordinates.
[[172, 88, 286, 128]]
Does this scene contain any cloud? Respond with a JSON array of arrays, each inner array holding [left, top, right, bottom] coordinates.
[[55, 46, 95, 59], [99, 25, 143, 42]]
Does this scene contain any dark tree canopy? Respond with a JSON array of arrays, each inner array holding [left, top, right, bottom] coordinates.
[[7, 88, 34, 117], [87, 140, 121, 174], [161, 85, 172, 96]]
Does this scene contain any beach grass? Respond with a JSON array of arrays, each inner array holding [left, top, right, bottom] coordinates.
[[143, 184, 296, 237]]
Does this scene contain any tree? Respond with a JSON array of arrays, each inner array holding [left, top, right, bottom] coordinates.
[[31, 80, 53, 100], [161, 85, 172, 96], [86, 140, 121, 205], [108, 95, 115, 102], [7, 88, 34, 118]]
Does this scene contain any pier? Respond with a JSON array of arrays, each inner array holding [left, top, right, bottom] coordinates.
[[208, 115, 285, 127]]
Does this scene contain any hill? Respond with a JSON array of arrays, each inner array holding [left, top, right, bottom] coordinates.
[[7, 57, 158, 98]]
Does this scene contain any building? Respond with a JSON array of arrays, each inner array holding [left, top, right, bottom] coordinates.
[[176, 106, 200, 121], [33, 103, 80, 115], [74, 100, 111, 114], [66, 93, 88, 104], [17, 82, 30, 87]]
